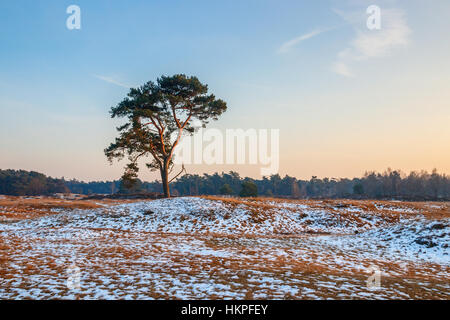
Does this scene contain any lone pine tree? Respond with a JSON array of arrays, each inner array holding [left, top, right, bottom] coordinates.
[[105, 74, 227, 198]]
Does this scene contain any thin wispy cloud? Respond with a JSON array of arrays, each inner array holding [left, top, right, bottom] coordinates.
[[93, 74, 132, 88], [332, 8, 411, 77], [277, 29, 325, 54], [332, 61, 355, 77]]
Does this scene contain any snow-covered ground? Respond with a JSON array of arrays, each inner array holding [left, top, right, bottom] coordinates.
[[0, 197, 448, 299]]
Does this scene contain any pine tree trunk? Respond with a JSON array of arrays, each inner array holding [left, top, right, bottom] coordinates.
[[160, 162, 170, 198]]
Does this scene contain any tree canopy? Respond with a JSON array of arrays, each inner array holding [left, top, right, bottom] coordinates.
[[0, 170, 68, 196], [1, 168, 449, 200], [240, 181, 258, 197]]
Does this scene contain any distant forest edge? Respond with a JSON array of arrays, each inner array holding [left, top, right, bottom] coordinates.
[[1, 168, 449, 201]]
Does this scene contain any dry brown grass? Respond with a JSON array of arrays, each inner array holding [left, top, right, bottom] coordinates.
[[202, 196, 450, 219], [0, 196, 145, 220]]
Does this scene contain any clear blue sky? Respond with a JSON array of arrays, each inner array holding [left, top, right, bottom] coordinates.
[[1, 0, 449, 181]]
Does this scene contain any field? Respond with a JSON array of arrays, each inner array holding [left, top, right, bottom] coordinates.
[[0, 195, 449, 299]]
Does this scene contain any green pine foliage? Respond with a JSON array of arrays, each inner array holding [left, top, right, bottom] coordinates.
[[239, 181, 258, 197]]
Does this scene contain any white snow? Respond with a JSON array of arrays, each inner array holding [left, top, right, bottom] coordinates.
[[0, 197, 448, 299]]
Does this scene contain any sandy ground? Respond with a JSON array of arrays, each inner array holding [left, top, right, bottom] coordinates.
[[0, 196, 449, 299]]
